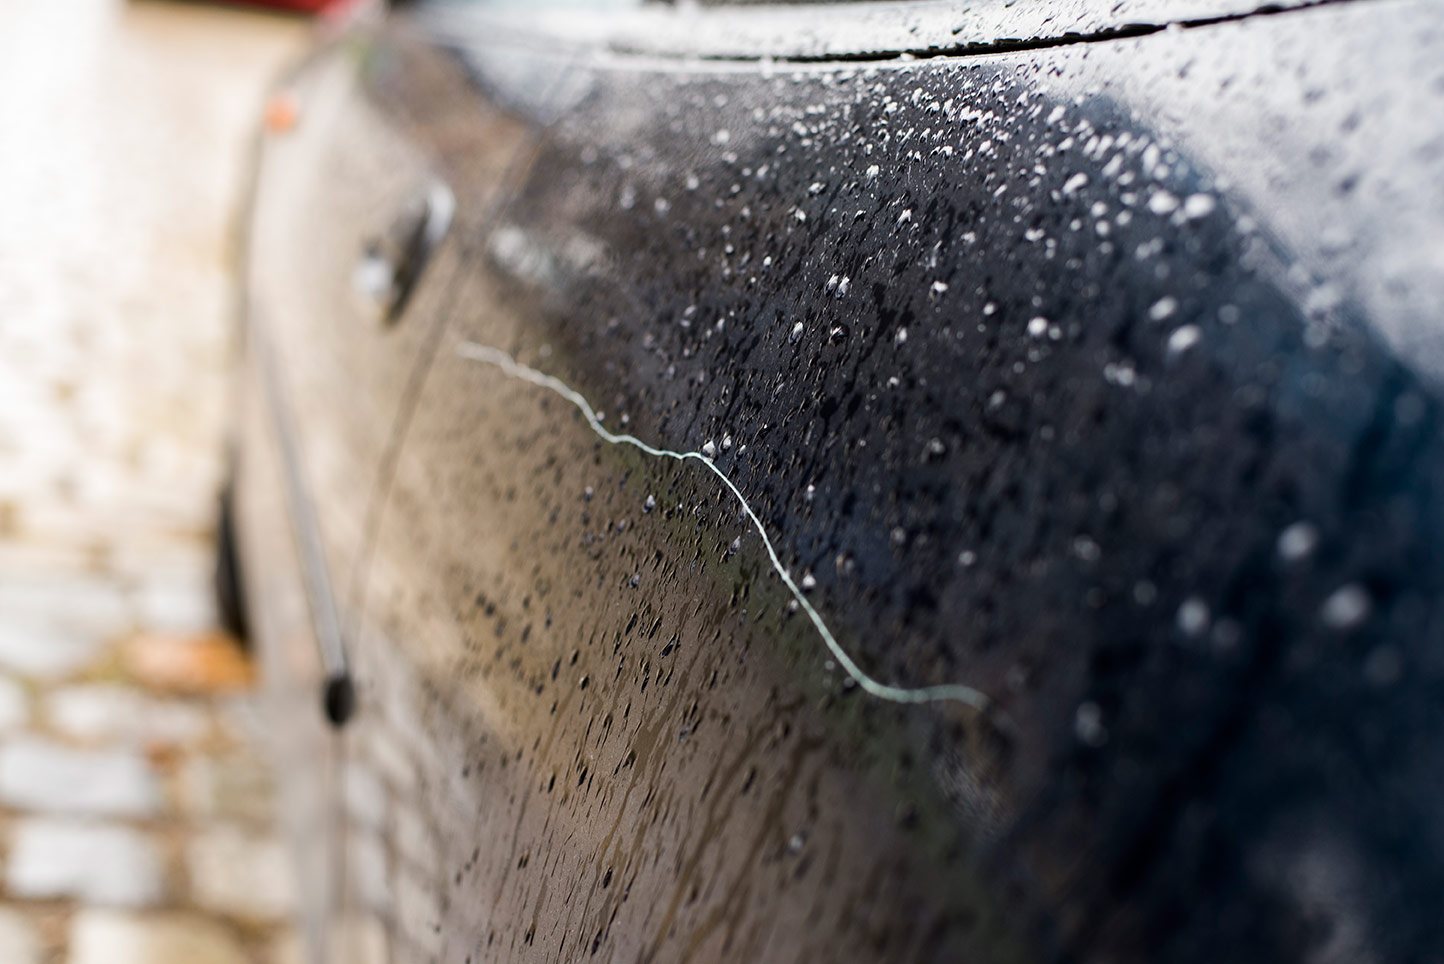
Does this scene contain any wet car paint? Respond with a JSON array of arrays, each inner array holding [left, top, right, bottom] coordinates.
[[239, 27, 536, 959], [239, 1, 1444, 961], [418, 0, 1358, 64]]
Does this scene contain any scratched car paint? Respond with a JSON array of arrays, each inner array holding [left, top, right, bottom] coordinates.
[[231, 0, 1444, 961]]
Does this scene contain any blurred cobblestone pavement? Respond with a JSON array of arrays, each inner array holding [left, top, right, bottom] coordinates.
[[0, 2, 308, 961]]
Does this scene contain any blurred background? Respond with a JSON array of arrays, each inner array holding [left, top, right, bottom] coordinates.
[[0, 1, 321, 960]]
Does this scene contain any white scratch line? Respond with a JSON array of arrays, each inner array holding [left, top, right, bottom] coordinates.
[[457, 341, 990, 711]]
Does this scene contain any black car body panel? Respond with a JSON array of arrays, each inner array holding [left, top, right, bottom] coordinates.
[[237, 1, 1444, 961]]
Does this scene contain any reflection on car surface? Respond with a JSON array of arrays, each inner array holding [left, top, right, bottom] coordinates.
[[231, 0, 1444, 960]]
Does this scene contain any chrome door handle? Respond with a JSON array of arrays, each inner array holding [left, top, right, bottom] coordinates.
[[354, 180, 455, 324]]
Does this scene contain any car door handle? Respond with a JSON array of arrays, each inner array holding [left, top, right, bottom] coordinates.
[[353, 179, 455, 324]]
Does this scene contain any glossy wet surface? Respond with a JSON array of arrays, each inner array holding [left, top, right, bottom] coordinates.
[[339, 2, 1444, 959]]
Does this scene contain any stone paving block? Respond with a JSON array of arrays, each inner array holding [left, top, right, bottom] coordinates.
[[348, 828, 392, 912], [123, 633, 253, 694], [216, 694, 269, 746], [344, 763, 387, 831], [0, 573, 129, 679], [394, 805, 439, 872], [0, 573, 130, 630], [268, 928, 304, 964], [0, 675, 29, 732], [8, 818, 165, 907], [269, 919, 388, 964], [47, 684, 210, 746], [365, 720, 419, 796], [396, 870, 444, 958], [187, 825, 297, 922], [68, 909, 249, 964], [0, 737, 160, 817], [333, 915, 391, 964], [179, 751, 279, 825], [134, 577, 217, 636], [0, 621, 106, 681], [104, 543, 214, 593], [0, 907, 42, 964]]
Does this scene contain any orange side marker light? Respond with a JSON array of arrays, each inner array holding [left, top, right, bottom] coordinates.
[[264, 91, 300, 134]]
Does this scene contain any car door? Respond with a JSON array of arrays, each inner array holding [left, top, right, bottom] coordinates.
[[236, 20, 533, 962], [339, 1, 1444, 962]]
